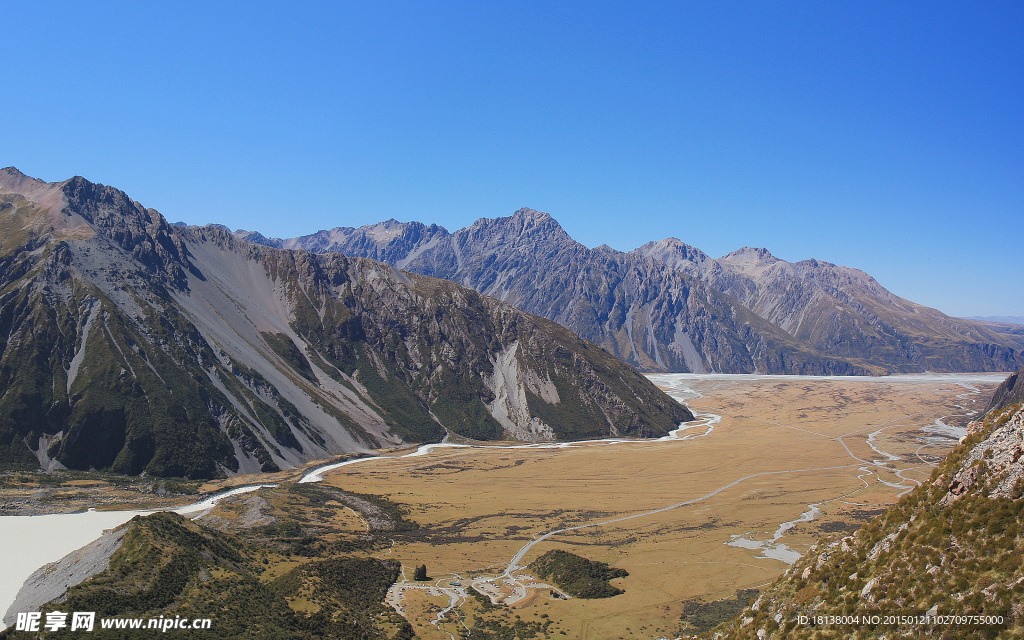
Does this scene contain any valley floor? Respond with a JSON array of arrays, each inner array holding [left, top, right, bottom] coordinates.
[[303, 373, 1004, 640], [0, 373, 1007, 639]]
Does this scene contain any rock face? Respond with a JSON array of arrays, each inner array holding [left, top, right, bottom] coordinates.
[[237, 209, 1024, 375], [983, 367, 1024, 416], [0, 169, 692, 478], [943, 366, 1024, 505], [704, 370, 1024, 639]]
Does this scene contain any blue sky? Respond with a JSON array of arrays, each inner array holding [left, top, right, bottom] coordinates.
[[5, 2, 1021, 317]]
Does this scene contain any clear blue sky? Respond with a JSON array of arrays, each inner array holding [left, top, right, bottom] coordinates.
[[5, 1, 1022, 317]]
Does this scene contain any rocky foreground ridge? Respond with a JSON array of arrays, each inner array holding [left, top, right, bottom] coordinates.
[[238, 209, 1024, 375], [0, 168, 691, 478], [698, 367, 1024, 639]]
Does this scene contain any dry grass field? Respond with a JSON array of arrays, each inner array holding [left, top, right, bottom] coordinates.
[[311, 373, 1002, 640]]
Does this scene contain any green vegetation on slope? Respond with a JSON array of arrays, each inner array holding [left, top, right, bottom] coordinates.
[[0, 281, 240, 478]]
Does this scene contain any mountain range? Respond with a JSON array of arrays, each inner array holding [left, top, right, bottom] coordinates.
[[236, 209, 1024, 375], [0, 168, 691, 478]]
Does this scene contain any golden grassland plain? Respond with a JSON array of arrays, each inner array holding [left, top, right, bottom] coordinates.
[[313, 376, 996, 640]]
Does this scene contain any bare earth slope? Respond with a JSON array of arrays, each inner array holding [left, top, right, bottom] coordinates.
[[0, 168, 691, 478], [239, 209, 1023, 374]]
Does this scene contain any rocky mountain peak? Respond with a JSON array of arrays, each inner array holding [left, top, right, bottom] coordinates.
[[357, 218, 433, 243], [716, 246, 783, 278], [634, 238, 713, 269], [463, 208, 578, 252], [511, 207, 554, 222], [0, 166, 64, 205], [0, 166, 39, 189], [720, 245, 778, 263], [490, 207, 560, 232]]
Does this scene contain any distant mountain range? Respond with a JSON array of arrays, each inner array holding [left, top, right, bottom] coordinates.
[[0, 169, 691, 478], [236, 209, 1024, 375], [967, 316, 1024, 325]]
